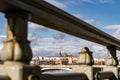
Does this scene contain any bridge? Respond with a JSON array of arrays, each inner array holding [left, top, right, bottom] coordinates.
[[40, 65, 72, 72], [40, 65, 106, 71], [40, 65, 74, 71], [0, 0, 120, 80]]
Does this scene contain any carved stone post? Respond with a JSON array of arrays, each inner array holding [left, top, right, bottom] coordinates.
[[0, 12, 41, 80], [103, 46, 119, 79], [0, 12, 32, 64], [78, 47, 94, 65], [106, 46, 118, 66], [72, 47, 95, 80]]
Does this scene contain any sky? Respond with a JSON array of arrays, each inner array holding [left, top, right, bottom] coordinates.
[[0, 0, 120, 58]]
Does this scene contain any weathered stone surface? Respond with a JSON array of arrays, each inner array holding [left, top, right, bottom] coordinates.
[[0, 12, 32, 64]]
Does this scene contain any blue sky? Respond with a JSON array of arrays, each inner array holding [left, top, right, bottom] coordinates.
[[51, 0, 120, 33], [0, 0, 120, 58]]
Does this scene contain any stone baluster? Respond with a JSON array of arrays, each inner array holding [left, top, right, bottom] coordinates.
[[0, 12, 32, 64], [106, 46, 118, 66], [0, 12, 40, 80], [72, 47, 95, 80], [78, 47, 94, 65], [103, 46, 119, 79]]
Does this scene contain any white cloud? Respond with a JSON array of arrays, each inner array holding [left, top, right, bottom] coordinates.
[[0, 35, 6, 38], [44, 0, 66, 9], [91, 45, 107, 58], [53, 32, 66, 40], [82, 0, 113, 3], [29, 23, 49, 31], [28, 32, 108, 58], [0, 35, 5, 51], [71, 13, 99, 25], [112, 29, 120, 39], [72, 14, 83, 19], [104, 25, 120, 29], [84, 19, 99, 25], [103, 24, 120, 39]]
